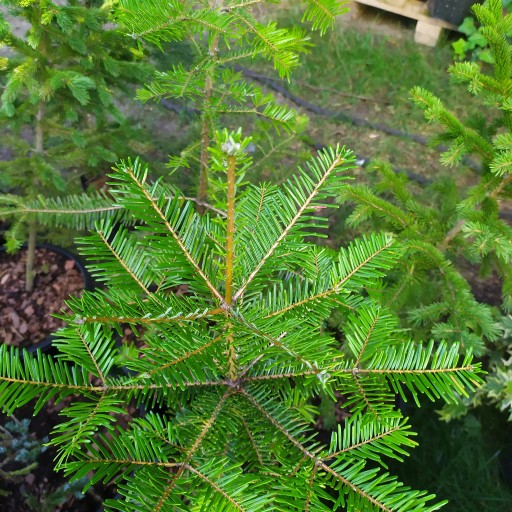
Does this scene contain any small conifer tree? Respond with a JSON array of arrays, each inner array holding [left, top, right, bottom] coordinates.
[[0, 0, 151, 290], [0, 129, 484, 510], [116, 0, 338, 203], [0, 0, 336, 262], [338, 0, 512, 419]]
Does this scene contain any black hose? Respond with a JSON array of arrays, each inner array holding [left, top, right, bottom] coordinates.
[[234, 65, 428, 144], [157, 92, 512, 220], [157, 85, 432, 185], [233, 65, 482, 174]]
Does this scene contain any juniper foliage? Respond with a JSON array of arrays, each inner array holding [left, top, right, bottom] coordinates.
[[0, 417, 46, 497]]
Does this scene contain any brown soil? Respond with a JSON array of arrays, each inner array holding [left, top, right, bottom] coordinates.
[[460, 263, 504, 308], [0, 247, 85, 347]]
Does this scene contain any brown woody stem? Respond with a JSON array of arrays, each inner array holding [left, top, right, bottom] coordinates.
[[25, 103, 44, 292], [198, 114, 212, 207], [198, 1, 221, 206]]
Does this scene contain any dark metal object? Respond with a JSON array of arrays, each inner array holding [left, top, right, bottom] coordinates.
[[428, 0, 481, 25]]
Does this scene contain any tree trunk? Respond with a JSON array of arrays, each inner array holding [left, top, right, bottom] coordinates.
[[25, 104, 44, 292]]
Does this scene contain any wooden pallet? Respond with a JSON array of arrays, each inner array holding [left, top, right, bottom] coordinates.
[[349, 0, 457, 46]]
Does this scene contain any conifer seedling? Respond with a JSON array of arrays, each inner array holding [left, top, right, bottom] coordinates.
[[0, 128, 484, 510], [0, 2, 488, 509], [116, 0, 337, 204], [0, 0, 150, 290]]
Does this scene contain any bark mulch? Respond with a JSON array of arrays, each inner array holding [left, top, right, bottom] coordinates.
[[0, 246, 85, 348]]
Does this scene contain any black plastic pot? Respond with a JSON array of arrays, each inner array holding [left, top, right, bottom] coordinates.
[[428, 0, 482, 25], [0, 403, 114, 511], [0, 243, 94, 354], [500, 446, 512, 489]]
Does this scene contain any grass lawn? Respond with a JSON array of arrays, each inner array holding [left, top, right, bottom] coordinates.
[[279, 4, 486, 180]]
